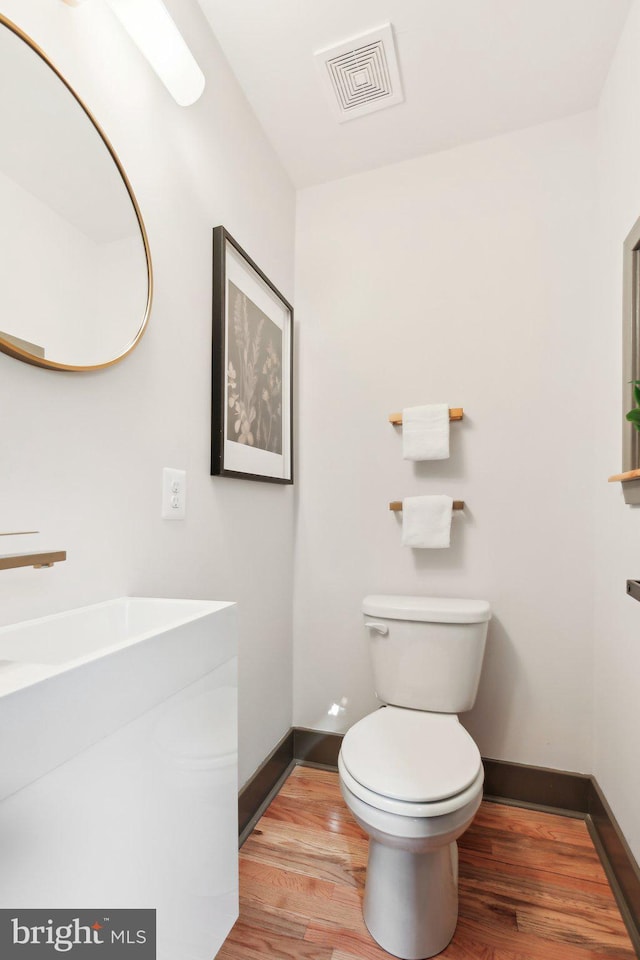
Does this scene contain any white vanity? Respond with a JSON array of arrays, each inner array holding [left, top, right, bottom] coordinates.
[[0, 597, 238, 960]]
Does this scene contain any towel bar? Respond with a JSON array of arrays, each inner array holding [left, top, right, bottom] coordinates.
[[389, 500, 464, 511], [389, 408, 463, 425]]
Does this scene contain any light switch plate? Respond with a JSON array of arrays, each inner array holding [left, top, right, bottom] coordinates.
[[161, 468, 186, 520]]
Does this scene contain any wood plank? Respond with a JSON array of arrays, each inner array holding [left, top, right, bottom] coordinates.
[[241, 874, 365, 931], [459, 879, 632, 953], [457, 915, 630, 960], [487, 834, 611, 885], [329, 945, 496, 960], [217, 768, 636, 960], [219, 923, 333, 960], [516, 903, 636, 957], [241, 817, 367, 888], [235, 900, 308, 939], [305, 921, 404, 960], [471, 802, 595, 847], [278, 767, 345, 800], [460, 848, 620, 900], [262, 793, 366, 840], [239, 858, 339, 900]]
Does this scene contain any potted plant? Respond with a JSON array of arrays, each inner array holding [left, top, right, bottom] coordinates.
[[626, 379, 640, 430]]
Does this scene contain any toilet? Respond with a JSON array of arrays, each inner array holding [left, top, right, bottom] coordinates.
[[338, 594, 491, 960]]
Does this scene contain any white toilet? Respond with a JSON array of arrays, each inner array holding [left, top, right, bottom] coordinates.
[[338, 594, 491, 960]]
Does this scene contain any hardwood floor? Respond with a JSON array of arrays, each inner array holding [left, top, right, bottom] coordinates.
[[216, 766, 636, 960]]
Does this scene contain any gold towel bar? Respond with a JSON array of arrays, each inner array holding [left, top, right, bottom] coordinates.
[[390, 501, 464, 512], [389, 408, 463, 425]]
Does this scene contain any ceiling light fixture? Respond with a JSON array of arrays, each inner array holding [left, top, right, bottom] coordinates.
[[63, 0, 205, 107]]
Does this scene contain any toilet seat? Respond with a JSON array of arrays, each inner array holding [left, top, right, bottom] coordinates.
[[339, 752, 484, 819], [339, 706, 483, 817]]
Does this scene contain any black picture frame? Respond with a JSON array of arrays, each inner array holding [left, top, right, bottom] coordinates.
[[211, 226, 293, 483]]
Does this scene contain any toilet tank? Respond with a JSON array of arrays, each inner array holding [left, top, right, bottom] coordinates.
[[363, 595, 491, 713]]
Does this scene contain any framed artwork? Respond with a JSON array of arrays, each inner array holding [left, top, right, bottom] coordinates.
[[211, 226, 293, 483]]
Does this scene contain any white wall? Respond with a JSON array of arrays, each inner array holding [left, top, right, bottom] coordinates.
[[594, 0, 640, 863], [0, 0, 295, 787], [293, 113, 598, 775]]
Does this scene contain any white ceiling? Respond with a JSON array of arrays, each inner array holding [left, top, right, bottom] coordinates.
[[197, 0, 631, 187]]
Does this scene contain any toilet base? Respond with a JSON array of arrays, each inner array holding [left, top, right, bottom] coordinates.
[[363, 838, 458, 960]]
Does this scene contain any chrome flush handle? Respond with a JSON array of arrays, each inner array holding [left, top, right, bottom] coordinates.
[[365, 621, 389, 636]]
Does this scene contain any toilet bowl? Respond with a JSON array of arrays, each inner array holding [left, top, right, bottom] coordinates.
[[338, 595, 491, 960]]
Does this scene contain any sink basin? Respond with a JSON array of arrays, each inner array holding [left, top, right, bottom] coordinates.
[[0, 596, 228, 672], [0, 597, 238, 960]]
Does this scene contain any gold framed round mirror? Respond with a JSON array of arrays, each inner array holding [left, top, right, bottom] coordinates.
[[0, 14, 152, 371]]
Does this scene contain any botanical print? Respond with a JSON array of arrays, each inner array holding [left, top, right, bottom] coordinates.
[[226, 280, 282, 454]]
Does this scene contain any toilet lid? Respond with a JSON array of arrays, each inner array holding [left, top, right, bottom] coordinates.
[[340, 707, 481, 803]]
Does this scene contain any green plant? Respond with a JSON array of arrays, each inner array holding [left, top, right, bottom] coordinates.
[[626, 380, 640, 431]]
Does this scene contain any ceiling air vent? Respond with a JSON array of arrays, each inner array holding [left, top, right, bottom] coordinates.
[[315, 23, 404, 123]]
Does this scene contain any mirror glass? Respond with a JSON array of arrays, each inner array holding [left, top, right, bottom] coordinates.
[[0, 16, 152, 371], [622, 214, 640, 475]]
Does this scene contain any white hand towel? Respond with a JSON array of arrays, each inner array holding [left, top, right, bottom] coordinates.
[[401, 495, 453, 549], [402, 404, 450, 461]]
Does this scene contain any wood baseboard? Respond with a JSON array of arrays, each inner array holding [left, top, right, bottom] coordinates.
[[237, 727, 640, 955], [238, 729, 295, 843], [587, 777, 640, 956], [293, 726, 343, 767], [482, 756, 592, 815]]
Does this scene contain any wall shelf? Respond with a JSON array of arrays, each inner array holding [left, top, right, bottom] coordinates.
[[608, 469, 640, 505], [0, 551, 66, 571], [608, 468, 640, 482]]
